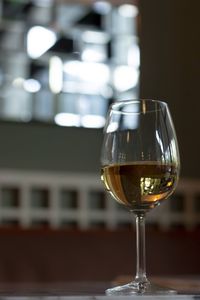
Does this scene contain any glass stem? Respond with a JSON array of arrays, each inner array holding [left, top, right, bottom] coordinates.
[[135, 213, 149, 283]]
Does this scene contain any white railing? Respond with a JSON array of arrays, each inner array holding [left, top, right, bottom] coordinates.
[[147, 178, 200, 230], [0, 169, 198, 230]]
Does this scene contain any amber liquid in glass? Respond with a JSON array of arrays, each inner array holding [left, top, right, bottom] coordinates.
[[101, 162, 178, 213]]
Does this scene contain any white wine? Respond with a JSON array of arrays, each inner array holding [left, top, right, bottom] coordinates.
[[101, 162, 178, 213]]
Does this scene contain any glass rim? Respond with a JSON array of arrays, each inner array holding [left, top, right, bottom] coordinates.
[[110, 99, 168, 114]]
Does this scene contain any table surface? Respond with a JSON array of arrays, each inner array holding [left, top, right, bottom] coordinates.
[[0, 277, 199, 299]]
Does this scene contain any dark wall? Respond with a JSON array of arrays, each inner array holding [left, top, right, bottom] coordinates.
[[0, 229, 199, 282], [0, 121, 103, 173], [139, 0, 200, 178]]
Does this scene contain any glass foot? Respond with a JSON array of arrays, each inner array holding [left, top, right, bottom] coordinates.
[[106, 280, 177, 295]]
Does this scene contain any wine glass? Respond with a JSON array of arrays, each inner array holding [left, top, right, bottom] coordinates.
[[101, 99, 180, 295]]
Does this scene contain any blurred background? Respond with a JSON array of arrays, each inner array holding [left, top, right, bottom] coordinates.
[[0, 0, 199, 285]]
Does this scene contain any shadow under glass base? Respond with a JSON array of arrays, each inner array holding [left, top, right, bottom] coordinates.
[[105, 280, 177, 296]]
